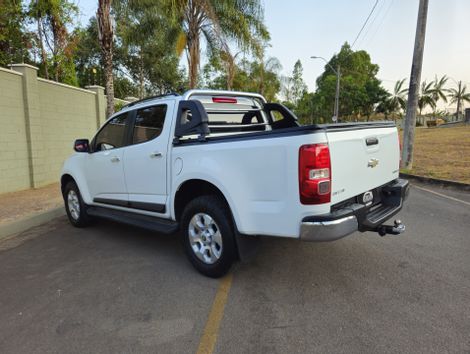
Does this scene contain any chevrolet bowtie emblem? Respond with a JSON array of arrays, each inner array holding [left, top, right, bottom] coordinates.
[[368, 158, 379, 168]]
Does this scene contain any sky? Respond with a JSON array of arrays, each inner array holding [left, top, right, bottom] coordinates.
[[263, 0, 470, 93], [76, 0, 470, 107]]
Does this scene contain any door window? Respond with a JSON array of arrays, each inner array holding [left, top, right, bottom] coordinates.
[[132, 105, 167, 144], [94, 113, 129, 151]]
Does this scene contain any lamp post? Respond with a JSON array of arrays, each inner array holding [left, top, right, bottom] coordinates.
[[311, 56, 340, 122]]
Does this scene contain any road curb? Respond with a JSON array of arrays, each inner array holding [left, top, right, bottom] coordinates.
[[400, 173, 470, 191], [0, 206, 65, 240]]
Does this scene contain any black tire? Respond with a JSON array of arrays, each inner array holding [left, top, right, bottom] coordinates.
[[63, 180, 92, 227], [180, 195, 237, 278]]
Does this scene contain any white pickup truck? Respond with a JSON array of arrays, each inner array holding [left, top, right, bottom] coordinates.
[[61, 89, 409, 277]]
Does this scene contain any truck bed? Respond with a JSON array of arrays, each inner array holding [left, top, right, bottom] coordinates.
[[175, 121, 396, 146]]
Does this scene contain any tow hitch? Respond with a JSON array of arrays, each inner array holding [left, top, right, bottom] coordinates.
[[377, 220, 405, 236]]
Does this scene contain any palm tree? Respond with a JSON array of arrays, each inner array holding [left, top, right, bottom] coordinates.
[[389, 78, 408, 116], [253, 55, 281, 99], [167, 0, 268, 88], [449, 81, 470, 120], [97, 0, 114, 117], [219, 47, 241, 91], [417, 80, 436, 124], [431, 75, 449, 110]]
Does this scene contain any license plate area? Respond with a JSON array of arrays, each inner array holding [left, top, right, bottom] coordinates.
[[357, 188, 382, 207], [331, 185, 385, 213]]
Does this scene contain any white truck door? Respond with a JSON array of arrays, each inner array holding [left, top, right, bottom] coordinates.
[[122, 101, 175, 214], [86, 112, 130, 205]]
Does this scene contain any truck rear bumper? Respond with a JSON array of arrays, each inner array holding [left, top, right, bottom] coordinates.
[[300, 178, 409, 242], [300, 215, 359, 242]]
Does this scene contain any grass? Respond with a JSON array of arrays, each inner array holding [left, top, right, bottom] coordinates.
[[401, 124, 470, 184]]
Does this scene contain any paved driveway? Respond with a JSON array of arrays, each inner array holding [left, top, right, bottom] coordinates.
[[0, 183, 469, 354]]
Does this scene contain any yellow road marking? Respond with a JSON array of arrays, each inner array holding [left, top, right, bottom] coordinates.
[[413, 185, 470, 207], [196, 273, 233, 354]]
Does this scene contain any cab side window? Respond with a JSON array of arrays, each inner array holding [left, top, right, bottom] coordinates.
[[132, 105, 167, 144], [94, 113, 129, 151]]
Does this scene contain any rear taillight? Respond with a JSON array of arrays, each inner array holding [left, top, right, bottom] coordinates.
[[299, 144, 331, 204]]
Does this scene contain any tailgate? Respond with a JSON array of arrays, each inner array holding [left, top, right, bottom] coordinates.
[[326, 124, 400, 204]]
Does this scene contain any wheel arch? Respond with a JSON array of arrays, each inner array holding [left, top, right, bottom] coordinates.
[[60, 174, 75, 195], [173, 179, 238, 228], [60, 171, 92, 204]]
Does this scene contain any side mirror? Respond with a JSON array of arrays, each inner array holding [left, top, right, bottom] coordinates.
[[74, 139, 90, 153]]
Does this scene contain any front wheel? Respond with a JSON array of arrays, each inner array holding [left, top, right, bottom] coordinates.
[[180, 195, 237, 278], [63, 181, 91, 227]]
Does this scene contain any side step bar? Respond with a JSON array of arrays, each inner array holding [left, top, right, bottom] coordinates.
[[86, 206, 179, 234]]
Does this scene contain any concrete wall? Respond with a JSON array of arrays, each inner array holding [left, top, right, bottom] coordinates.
[[37, 79, 98, 185], [0, 64, 126, 194], [0, 68, 31, 193]]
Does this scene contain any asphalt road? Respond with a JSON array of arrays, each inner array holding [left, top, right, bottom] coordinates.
[[0, 183, 469, 354]]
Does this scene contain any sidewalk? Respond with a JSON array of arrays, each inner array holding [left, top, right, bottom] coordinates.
[[0, 183, 64, 238]]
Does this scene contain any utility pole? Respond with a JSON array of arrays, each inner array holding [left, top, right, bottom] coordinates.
[[401, 0, 429, 169], [456, 80, 462, 121]]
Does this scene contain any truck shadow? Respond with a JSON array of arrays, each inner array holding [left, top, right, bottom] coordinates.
[[65, 216, 408, 290], [234, 233, 407, 293]]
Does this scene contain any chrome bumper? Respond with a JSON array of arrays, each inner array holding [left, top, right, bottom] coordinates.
[[300, 178, 409, 242], [300, 215, 358, 242]]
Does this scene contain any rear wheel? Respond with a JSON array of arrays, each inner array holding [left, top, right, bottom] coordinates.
[[63, 181, 91, 227], [181, 195, 236, 278]]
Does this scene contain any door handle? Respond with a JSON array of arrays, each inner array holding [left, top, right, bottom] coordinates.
[[110, 156, 120, 163], [150, 152, 163, 158], [366, 137, 379, 146]]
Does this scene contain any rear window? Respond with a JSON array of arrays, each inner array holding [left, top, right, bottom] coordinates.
[[207, 112, 263, 125], [190, 94, 267, 132]]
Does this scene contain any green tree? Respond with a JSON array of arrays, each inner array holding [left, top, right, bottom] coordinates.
[[216, 47, 242, 90], [294, 91, 315, 124], [74, 18, 102, 87], [449, 82, 470, 120], [0, 0, 30, 66], [389, 78, 408, 114], [314, 43, 387, 122], [28, 0, 79, 84], [114, 0, 186, 98], [376, 95, 393, 120], [74, 9, 185, 99], [249, 48, 282, 100], [166, 0, 269, 88], [377, 79, 408, 120], [113, 75, 139, 99], [417, 80, 435, 117], [362, 79, 389, 121], [290, 60, 307, 106], [282, 59, 307, 106], [431, 75, 449, 108], [74, 17, 144, 99], [204, 54, 281, 101]]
